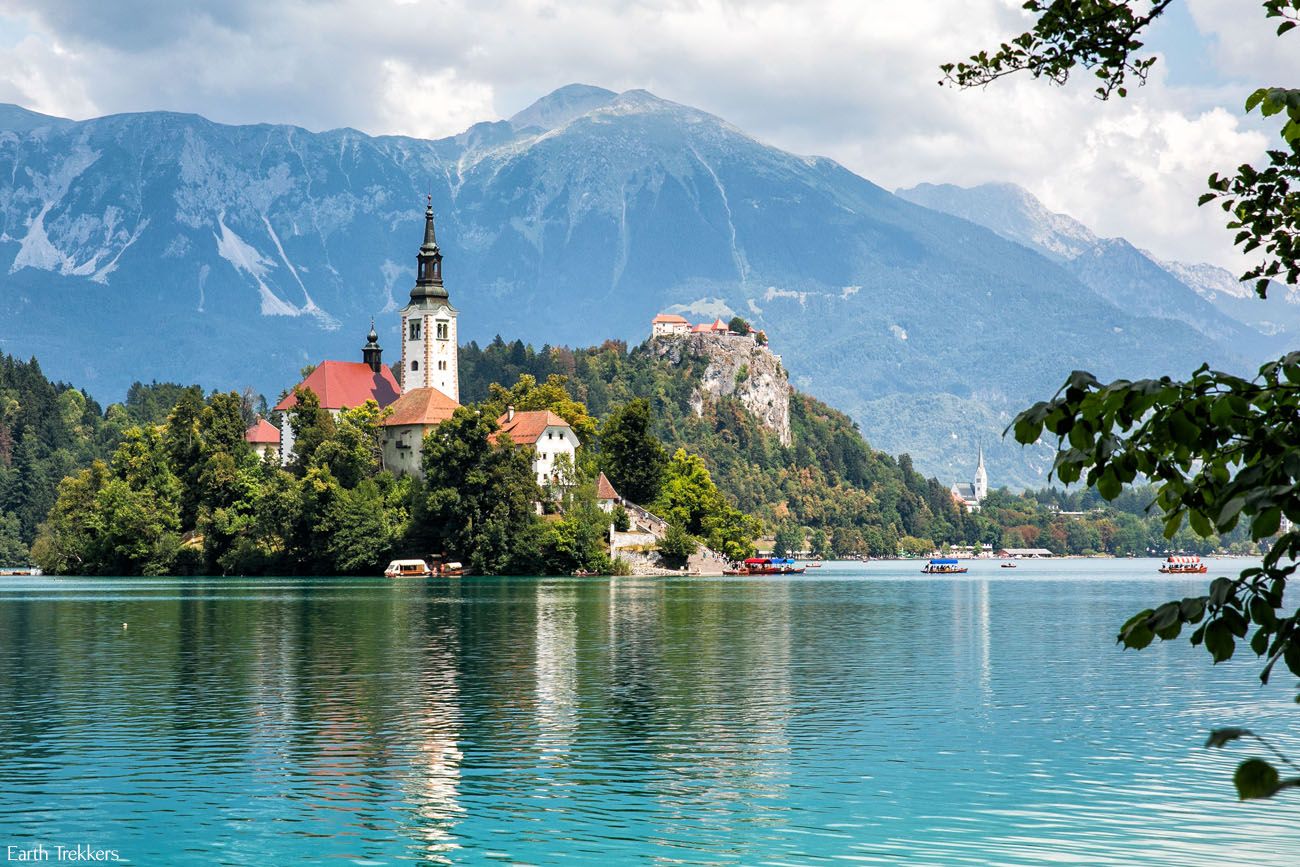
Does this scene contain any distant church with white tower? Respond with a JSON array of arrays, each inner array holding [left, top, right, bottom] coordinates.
[[951, 445, 989, 512], [263, 199, 578, 488]]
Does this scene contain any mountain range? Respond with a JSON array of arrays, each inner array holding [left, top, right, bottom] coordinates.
[[0, 84, 1287, 488]]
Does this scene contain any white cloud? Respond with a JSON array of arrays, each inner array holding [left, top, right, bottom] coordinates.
[[0, 0, 1287, 268]]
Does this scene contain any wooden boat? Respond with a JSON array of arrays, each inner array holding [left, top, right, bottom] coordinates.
[[728, 557, 807, 575], [573, 569, 598, 577], [385, 559, 433, 578], [1000, 562, 1017, 568], [922, 558, 968, 574], [1159, 555, 1207, 575], [0, 567, 42, 577]]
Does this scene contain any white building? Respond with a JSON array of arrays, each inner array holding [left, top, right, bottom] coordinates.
[[651, 313, 691, 337], [951, 445, 989, 512], [492, 407, 580, 488], [400, 198, 459, 402]]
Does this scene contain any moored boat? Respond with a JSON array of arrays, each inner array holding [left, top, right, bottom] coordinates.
[[922, 558, 968, 574], [0, 567, 42, 577], [385, 559, 433, 577], [1159, 555, 1207, 574], [1000, 561, 1017, 568]]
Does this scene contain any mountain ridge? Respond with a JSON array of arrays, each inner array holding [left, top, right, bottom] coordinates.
[[0, 88, 1266, 488]]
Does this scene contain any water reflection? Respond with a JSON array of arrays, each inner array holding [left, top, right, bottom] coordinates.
[[0, 565, 1297, 865]]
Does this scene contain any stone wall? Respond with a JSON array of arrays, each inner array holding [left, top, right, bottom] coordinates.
[[650, 332, 791, 446]]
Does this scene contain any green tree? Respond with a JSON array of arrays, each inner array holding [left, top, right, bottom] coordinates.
[[658, 522, 697, 566], [312, 401, 387, 487], [656, 448, 757, 560], [773, 523, 803, 558], [287, 387, 336, 475], [0, 511, 28, 566], [952, 0, 1300, 800], [601, 398, 667, 504], [416, 407, 540, 574], [728, 316, 751, 335], [809, 527, 831, 559]]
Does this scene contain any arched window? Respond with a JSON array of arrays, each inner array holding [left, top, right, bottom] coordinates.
[[411, 360, 419, 371]]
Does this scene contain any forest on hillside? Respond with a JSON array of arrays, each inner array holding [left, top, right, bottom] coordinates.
[[0, 342, 1259, 572]]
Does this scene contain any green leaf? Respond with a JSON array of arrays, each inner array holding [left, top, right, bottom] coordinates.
[[1255, 508, 1282, 539], [1119, 609, 1155, 650], [1217, 497, 1247, 527], [1097, 470, 1122, 500], [1205, 620, 1235, 662], [1206, 728, 1251, 748], [1235, 758, 1280, 800]]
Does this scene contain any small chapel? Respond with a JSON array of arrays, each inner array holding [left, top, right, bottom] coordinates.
[[263, 199, 577, 486]]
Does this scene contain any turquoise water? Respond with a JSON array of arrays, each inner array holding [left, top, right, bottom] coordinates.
[[1, 559, 1296, 865]]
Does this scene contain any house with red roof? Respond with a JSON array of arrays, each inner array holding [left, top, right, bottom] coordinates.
[[381, 387, 461, 477], [651, 312, 690, 337], [244, 417, 281, 461], [272, 321, 400, 462], [491, 407, 580, 489], [595, 472, 622, 513]]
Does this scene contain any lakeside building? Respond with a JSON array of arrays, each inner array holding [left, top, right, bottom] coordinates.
[[490, 408, 579, 489], [996, 547, 1054, 558], [951, 445, 989, 512]]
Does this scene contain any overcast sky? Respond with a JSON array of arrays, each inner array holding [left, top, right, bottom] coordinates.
[[0, 0, 1295, 269]]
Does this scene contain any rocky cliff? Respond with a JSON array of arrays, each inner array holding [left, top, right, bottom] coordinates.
[[651, 333, 791, 446]]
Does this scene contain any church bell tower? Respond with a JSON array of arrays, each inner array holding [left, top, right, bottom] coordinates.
[[399, 198, 459, 401]]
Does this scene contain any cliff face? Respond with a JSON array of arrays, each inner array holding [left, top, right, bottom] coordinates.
[[651, 333, 791, 446]]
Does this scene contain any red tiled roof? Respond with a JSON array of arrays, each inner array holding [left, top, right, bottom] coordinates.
[[245, 418, 280, 444], [711, 318, 729, 331], [596, 472, 620, 501], [273, 361, 400, 411], [490, 410, 571, 445], [652, 313, 689, 324], [382, 387, 460, 426], [690, 323, 711, 333]]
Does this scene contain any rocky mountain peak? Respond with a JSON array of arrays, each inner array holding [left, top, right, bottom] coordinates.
[[508, 83, 617, 132]]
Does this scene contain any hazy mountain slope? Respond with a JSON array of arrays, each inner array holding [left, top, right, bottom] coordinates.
[[897, 181, 1296, 354], [0, 88, 1254, 487]]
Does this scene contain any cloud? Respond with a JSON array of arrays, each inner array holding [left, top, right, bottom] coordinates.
[[0, 0, 1285, 268]]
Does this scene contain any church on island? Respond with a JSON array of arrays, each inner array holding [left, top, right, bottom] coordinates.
[[951, 445, 989, 512], [252, 200, 577, 490]]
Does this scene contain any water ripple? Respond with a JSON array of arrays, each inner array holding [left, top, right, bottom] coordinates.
[[0, 560, 1296, 864]]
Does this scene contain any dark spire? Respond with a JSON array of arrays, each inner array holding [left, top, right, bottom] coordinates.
[[411, 194, 447, 301], [363, 317, 383, 372]]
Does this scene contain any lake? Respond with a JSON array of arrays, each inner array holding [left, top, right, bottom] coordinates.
[[1, 559, 1296, 865]]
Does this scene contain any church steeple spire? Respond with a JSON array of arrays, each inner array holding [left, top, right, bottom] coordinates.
[[974, 441, 988, 502], [411, 195, 447, 301], [362, 317, 383, 372]]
